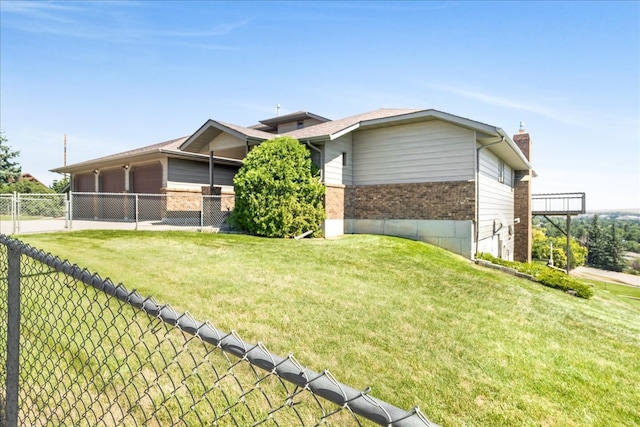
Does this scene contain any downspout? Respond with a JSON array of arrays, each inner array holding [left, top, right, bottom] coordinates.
[[474, 136, 504, 258], [305, 141, 323, 182]]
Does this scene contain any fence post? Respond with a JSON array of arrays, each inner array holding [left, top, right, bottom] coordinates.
[[11, 192, 17, 235], [5, 246, 21, 427], [68, 192, 73, 230], [135, 194, 139, 231], [200, 195, 204, 232]]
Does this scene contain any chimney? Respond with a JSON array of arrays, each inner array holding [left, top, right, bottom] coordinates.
[[513, 123, 532, 262], [513, 121, 531, 161]]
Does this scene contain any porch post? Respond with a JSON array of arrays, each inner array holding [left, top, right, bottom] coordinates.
[[209, 151, 215, 188]]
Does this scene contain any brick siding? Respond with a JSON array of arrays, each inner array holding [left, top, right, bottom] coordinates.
[[513, 172, 532, 262], [344, 181, 475, 221], [512, 132, 532, 263], [324, 184, 345, 220], [162, 188, 202, 211]]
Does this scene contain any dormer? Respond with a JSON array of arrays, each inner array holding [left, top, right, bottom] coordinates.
[[252, 111, 331, 134]]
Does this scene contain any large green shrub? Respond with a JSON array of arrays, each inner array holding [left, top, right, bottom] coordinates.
[[229, 136, 325, 238]]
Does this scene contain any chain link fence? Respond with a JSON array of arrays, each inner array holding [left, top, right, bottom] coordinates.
[[0, 235, 438, 427], [0, 192, 235, 234]]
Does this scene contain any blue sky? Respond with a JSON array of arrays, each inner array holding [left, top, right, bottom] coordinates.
[[1, 0, 638, 210]]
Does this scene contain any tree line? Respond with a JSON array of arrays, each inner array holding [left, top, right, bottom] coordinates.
[[534, 214, 639, 273]]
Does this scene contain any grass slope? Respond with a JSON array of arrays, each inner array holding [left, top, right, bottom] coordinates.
[[17, 231, 640, 426]]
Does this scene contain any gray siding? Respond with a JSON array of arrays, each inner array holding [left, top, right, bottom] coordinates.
[[478, 149, 515, 241], [168, 158, 237, 186], [352, 120, 475, 185], [325, 134, 353, 185], [208, 133, 245, 153]]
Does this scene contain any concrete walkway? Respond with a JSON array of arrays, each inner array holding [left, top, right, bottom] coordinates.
[[571, 266, 640, 287]]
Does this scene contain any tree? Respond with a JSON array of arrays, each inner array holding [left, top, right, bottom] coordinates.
[[50, 176, 70, 193], [0, 179, 52, 194], [587, 215, 606, 266], [229, 136, 325, 238], [532, 226, 586, 269], [603, 223, 626, 272], [587, 215, 626, 271], [0, 131, 21, 186]]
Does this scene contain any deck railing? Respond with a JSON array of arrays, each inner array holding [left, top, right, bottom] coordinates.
[[532, 193, 586, 216]]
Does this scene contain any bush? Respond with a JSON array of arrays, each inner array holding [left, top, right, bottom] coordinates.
[[477, 253, 594, 299], [229, 136, 325, 238]]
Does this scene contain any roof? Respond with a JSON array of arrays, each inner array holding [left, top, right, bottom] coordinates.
[[258, 111, 331, 127], [286, 108, 420, 140], [19, 173, 47, 187], [54, 107, 534, 174], [51, 136, 242, 174], [180, 120, 276, 153]]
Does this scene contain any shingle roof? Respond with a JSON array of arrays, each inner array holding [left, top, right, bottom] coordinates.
[[285, 108, 420, 140], [258, 111, 331, 127], [215, 121, 276, 140], [76, 136, 189, 164]]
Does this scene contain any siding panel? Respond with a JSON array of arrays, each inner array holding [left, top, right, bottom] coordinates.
[[168, 158, 237, 187], [325, 134, 353, 185], [209, 133, 245, 152], [352, 121, 475, 185], [477, 149, 515, 258]]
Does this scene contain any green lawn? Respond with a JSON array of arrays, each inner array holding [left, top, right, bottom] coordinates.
[[17, 230, 640, 426]]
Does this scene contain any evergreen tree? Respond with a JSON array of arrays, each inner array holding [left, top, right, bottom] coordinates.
[[0, 131, 21, 186], [587, 215, 627, 271], [604, 223, 626, 272], [587, 215, 605, 266]]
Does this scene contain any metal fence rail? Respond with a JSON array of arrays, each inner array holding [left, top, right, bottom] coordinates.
[[0, 235, 437, 426], [0, 192, 235, 235], [532, 192, 586, 216]]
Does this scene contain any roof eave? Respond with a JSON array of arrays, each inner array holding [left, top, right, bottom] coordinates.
[[495, 128, 534, 171]]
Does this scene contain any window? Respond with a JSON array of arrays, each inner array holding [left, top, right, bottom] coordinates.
[[342, 152, 347, 166], [498, 159, 505, 184], [297, 120, 304, 129]]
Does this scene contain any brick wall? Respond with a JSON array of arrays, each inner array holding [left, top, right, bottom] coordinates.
[[202, 186, 236, 212], [162, 188, 202, 211], [324, 184, 345, 220], [514, 172, 532, 262], [346, 181, 475, 221], [513, 131, 532, 262]]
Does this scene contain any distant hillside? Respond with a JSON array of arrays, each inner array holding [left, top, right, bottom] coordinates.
[[587, 208, 640, 215]]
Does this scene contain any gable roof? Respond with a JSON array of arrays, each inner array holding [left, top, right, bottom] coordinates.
[[51, 136, 242, 174], [180, 119, 275, 153]]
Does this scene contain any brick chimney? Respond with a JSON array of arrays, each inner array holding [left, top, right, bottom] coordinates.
[[513, 122, 532, 262]]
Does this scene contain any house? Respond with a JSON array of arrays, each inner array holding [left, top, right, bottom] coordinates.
[[19, 173, 48, 187], [51, 136, 242, 195], [53, 108, 535, 262], [179, 108, 535, 262]]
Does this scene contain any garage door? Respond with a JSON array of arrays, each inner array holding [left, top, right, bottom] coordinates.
[[132, 163, 162, 194], [100, 169, 125, 193], [74, 173, 95, 192]]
